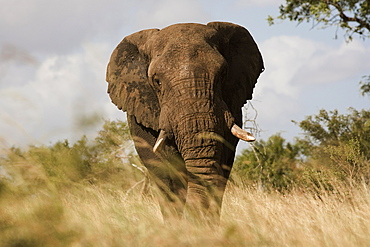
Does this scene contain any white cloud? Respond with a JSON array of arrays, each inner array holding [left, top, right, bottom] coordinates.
[[0, 0, 211, 55], [258, 35, 323, 97], [258, 36, 370, 98], [0, 42, 122, 147], [0, 0, 138, 54], [251, 35, 370, 141], [295, 40, 370, 85]]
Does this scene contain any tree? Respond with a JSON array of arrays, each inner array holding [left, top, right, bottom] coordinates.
[[360, 75, 370, 97], [297, 108, 370, 157], [233, 134, 303, 191], [0, 120, 143, 192], [295, 108, 370, 182], [268, 0, 370, 41], [234, 108, 370, 190], [94, 120, 135, 165]]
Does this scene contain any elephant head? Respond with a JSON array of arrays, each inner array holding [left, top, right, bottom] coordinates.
[[106, 22, 264, 220]]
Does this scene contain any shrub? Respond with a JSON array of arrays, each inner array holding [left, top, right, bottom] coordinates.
[[232, 134, 303, 192]]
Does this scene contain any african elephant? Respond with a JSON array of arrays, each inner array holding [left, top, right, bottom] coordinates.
[[106, 22, 264, 221]]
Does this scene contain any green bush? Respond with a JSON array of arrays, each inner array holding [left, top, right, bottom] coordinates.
[[297, 108, 370, 183], [232, 134, 303, 192], [0, 120, 145, 194]]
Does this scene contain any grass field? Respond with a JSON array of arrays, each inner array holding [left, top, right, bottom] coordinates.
[[1, 126, 369, 247], [1, 165, 370, 247]]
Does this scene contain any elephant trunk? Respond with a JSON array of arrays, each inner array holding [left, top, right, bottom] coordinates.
[[166, 93, 232, 216], [173, 111, 227, 218]]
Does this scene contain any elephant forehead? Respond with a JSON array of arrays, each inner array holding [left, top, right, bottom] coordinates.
[[161, 23, 216, 39], [145, 23, 226, 80], [149, 47, 225, 80], [146, 23, 217, 54]]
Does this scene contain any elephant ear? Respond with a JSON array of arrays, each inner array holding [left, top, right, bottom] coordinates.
[[207, 22, 264, 111], [106, 29, 160, 131]]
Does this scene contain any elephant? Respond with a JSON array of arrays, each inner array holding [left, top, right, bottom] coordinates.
[[106, 22, 264, 221]]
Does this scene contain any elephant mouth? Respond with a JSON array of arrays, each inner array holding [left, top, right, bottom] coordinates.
[[153, 124, 255, 153]]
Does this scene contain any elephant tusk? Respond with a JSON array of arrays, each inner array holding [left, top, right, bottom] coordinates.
[[153, 130, 166, 153], [231, 124, 256, 142]]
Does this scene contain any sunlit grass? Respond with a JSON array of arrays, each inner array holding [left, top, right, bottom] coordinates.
[[223, 184, 370, 246], [1, 119, 369, 246], [1, 164, 370, 247]]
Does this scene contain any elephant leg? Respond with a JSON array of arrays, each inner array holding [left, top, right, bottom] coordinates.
[[127, 115, 187, 218]]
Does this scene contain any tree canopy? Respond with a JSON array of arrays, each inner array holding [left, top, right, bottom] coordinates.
[[268, 0, 370, 41]]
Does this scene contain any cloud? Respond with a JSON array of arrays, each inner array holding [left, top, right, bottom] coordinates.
[[0, 42, 122, 147], [0, 0, 149, 54], [0, 0, 211, 55], [258, 35, 323, 97], [295, 40, 370, 85], [250, 35, 370, 140], [258, 36, 370, 98], [236, 0, 283, 7]]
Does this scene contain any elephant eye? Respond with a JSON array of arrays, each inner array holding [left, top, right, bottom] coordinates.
[[154, 78, 161, 86], [152, 74, 161, 86]]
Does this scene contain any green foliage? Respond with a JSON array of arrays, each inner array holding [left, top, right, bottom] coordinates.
[[93, 120, 138, 170], [27, 138, 92, 184], [296, 108, 370, 183], [324, 139, 369, 182], [235, 108, 370, 191], [95, 119, 132, 153], [0, 119, 144, 195], [360, 75, 370, 96], [297, 108, 370, 159], [268, 0, 370, 41], [233, 134, 303, 191]]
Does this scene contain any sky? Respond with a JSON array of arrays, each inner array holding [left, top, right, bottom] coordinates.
[[0, 0, 369, 154]]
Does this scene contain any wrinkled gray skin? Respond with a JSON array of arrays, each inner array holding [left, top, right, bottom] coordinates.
[[106, 22, 264, 221]]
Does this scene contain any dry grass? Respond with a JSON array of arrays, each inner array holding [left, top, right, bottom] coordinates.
[[222, 184, 370, 246], [1, 176, 370, 247], [1, 143, 369, 246]]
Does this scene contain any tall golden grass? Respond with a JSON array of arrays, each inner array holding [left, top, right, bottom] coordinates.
[[1, 155, 370, 247]]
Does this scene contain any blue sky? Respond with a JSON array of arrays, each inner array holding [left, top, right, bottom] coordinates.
[[0, 0, 369, 153]]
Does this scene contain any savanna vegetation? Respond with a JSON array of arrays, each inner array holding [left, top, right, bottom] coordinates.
[[233, 108, 370, 192]]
